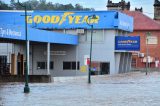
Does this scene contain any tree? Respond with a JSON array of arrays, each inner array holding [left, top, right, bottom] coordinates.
[[75, 4, 83, 10], [0, 0, 94, 11], [64, 4, 74, 10], [0, 0, 12, 10], [24, 0, 39, 10], [46, 2, 55, 10], [10, 0, 23, 10]]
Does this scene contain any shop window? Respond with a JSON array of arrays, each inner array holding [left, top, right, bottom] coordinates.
[[72, 62, 76, 70], [63, 62, 71, 70], [63, 61, 80, 70], [37, 62, 46, 69], [86, 30, 103, 42], [78, 30, 87, 42], [79, 34, 87, 42], [50, 61, 54, 69], [0, 56, 7, 75], [37, 61, 54, 70], [146, 36, 158, 44]]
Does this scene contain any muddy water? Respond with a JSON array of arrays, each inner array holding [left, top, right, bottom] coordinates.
[[0, 72, 160, 106]]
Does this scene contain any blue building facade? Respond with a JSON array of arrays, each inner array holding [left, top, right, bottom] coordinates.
[[0, 10, 137, 76]]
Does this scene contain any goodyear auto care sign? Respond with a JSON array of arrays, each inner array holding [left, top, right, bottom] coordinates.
[[24, 11, 133, 31], [27, 12, 99, 25], [0, 11, 133, 32], [115, 36, 140, 51], [27, 11, 101, 29]]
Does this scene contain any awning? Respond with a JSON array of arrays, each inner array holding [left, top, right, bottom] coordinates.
[[0, 24, 78, 45]]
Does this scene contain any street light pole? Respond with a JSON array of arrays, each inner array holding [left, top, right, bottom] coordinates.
[[86, 15, 97, 84], [88, 25, 93, 83], [18, 0, 30, 93]]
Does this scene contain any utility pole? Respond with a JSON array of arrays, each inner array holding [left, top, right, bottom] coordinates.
[[146, 32, 151, 75]]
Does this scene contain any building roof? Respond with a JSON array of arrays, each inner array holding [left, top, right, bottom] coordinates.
[[123, 11, 160, 31], [154, 0, 160, 6]]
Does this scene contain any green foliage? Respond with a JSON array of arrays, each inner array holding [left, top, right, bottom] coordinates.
[[0, 0, 95, 11], [0, 0, 12, 10]]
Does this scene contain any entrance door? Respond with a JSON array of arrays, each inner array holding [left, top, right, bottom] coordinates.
[[100, 62, 110, 75], [0, 56, 7, 75], [17, 54, 24, 75]]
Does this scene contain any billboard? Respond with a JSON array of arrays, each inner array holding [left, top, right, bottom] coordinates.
[[0, 11, 133, 32], [115, 36, 140, 51], [31, 11, 133, 32]]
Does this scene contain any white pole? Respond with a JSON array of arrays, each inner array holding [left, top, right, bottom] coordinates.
[[27, 40, 30, 75], [47, 43, 50, 75]]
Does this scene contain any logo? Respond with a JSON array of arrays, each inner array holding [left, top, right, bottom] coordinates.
[[118, 40, 138, 44], [27, 12, 100, 25]]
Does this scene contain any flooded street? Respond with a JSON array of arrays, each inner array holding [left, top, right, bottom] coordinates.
[[1, 72, 160, 106]]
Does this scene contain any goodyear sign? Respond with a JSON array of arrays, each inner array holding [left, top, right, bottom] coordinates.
[[0, 11, 133, 32], [28, 11, 132, 31], [115, 36, 140, 51], [27, 12, 99, 25]]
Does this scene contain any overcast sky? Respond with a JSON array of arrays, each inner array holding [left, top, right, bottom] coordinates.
[[3, 0, 154, 18]]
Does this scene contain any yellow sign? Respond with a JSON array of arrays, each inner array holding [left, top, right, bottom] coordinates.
[[27, 12, 100, 25], [80, 65, 87, 73]]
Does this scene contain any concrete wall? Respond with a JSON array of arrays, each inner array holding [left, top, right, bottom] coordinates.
[[30, 44, 78, 76], [0, 75, 51, 83]]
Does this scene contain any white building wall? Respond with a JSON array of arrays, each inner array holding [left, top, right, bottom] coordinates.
[[25, 29, 120, 76]]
